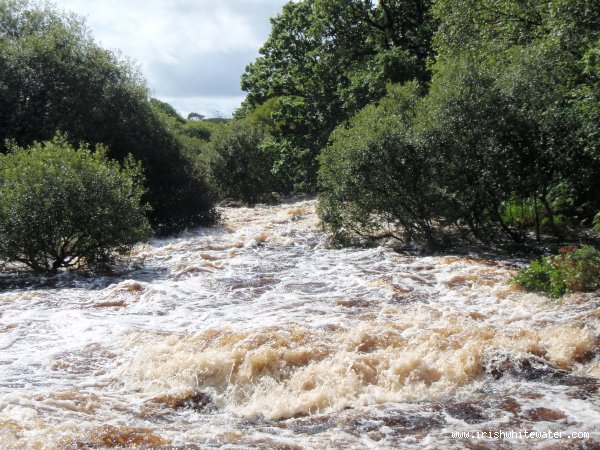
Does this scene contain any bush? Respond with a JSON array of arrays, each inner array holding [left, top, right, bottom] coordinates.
[[511, 246, 600, 298], [319, 82, 450, 246], [0, 2, 215, 233], [0, 136, 152, 273], [204, 122, 278, 205]]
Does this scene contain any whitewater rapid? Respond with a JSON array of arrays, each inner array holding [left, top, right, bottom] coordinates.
[[0, 199, 599, 449]]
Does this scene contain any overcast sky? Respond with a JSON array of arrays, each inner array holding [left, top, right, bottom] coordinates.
[[58, 0, 288, 118]]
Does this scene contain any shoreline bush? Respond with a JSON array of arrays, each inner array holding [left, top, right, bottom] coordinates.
[[204, 122, 278, 205], [511, 246, 600, 298], [0, 1, 216, 233], [0, 136, 152, 274]]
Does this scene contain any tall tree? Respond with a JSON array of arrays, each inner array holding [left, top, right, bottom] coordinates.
[[429, 0, 600, 228], [239, 0, 435, 191], [0, 0, 215, 232], [318, 0, 600, 245]]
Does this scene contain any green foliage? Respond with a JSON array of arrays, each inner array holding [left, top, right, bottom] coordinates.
[[240, 0, 436, 191], [187, 112, 205, 121], [574, 41, 600, 214], [180, 122, 211, 141], [149, 98, 186, 123], [0, 136, 152, 274], [205, 122, 278, 205], [594, 212, 600, 232], [149, 99, 212, 141], [432, 0, 600, 59], [317, 0, 599, 246], [149, 98, 212, 159], [500, 187, 579, 236], [0, 1, 215, 233], [417, 61, 524, 241], [500, 199, 538, 229], [511, 258, 555, 296], [511, 246, 600, 297], [319, 82, 452, 246], [242, 0, 598, 247], [420, 0, 599, 240], [243, 95, 321, 192]]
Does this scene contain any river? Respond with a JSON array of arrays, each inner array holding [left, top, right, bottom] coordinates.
[[1, 199, 599, 449]]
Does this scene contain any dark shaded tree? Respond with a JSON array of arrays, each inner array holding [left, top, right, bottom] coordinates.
[[319, 82, 453, 246], [318, 0, 600, 245], [205, 122, 278, 205], [0, 0, 215, 233]]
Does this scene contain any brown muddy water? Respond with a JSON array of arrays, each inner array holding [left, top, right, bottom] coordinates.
[[1, 199, 599, 449]]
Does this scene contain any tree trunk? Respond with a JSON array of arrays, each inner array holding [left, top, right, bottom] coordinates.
[[539, 194, 563, 240]]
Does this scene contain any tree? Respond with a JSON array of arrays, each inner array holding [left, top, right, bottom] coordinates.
[[0, 0, 215, 233], [239, 0, 436, 191], [149, 98, 212, 158], [205, 122, 278, 205], [0, 136, 152, 273], [319, 82, 451, 246], [575, 41, 600, 217], [416, 58, 547, 242], [318, 0, 600, 246], [426, 0, 600, 238], [187, 112, 205, 121]]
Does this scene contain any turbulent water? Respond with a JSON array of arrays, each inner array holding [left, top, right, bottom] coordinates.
[[1, 199, 599, 449]]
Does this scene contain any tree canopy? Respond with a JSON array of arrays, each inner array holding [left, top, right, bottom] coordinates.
[[238, 0, 436, 191], [0, 0, 215, 233], [315, 0, 600, 246], [1, 0, 597, 249]]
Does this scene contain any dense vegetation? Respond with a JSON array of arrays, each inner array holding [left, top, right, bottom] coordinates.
[[232, 0, 600, 248], [238, 0, 436, 192], [1, 0, 598, 276], [0, 0, 215, 234], [204, 122, 279, 205], [318, 0, 599, 247], [318, 81, 444, 245], [0, 136, 151, 273], [511, 246, 600, 298]]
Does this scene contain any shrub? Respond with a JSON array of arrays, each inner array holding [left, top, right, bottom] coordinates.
[[0, 2, 215, 233], [204, 122, 277, 205], [0, 136, 152, 273], [511, 246, 600, 298], [319, 82, 450, 247]]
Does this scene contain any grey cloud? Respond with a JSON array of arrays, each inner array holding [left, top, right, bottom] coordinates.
[[168, 0, 286, 22], [149, 49, 257, 97], [59, 0, 290, 116]]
